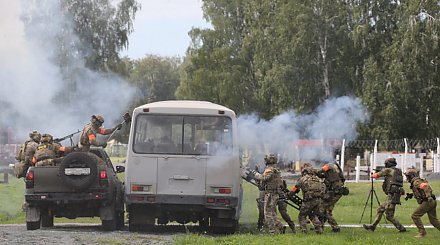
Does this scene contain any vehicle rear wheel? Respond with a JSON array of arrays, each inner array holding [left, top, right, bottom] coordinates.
[[210, 218, 238, 234], [116, 210, 125, 230], [41, 210, 54, 227], [26, 221, 40, 230], [59, 152, 98, 191], [102, 219, 117, 231]]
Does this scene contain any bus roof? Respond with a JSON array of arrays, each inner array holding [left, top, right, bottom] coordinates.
[[134, 100, 236, 117]]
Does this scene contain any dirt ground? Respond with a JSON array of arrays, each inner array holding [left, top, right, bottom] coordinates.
[[0, 223, 179, 245]]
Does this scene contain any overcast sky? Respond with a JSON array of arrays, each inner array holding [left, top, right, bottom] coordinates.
[[121, 0, 210, 59]]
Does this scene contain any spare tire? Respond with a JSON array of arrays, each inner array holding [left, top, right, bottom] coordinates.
[[59, 152, 98, 191]]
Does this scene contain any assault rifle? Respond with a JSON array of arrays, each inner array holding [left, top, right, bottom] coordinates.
[[54, 130, 81, 146]]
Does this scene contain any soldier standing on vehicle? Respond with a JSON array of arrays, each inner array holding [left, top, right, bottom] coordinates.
[[14, 131, 41, 178], [290, 166, 324, 234], [404, 167, 440, 238], [316, 161, 348, 232], [32, 134, 77, 166], [79, 115, 122, 151], [363, 157, 407, 232], [250, 154, 286, 234]]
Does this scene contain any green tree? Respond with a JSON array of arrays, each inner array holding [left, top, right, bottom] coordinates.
[[130, 55, 181, 106], [64, 0, 140, 71]]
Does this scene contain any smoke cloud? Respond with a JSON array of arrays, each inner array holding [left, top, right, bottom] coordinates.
[[238, 96, 369, 167], [0, 0, 134, 142]]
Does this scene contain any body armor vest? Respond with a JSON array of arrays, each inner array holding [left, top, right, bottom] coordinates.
[[80, 124, 94, 147], [303, 175, 324, 199], [35, 143, 56, 162], [264, 167, 283, 192], [382, 167, 403, 194]]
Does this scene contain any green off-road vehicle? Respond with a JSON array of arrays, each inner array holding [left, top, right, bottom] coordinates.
[[24, 148, 125, 231]]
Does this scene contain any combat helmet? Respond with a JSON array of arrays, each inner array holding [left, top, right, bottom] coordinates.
[[264, 153, 278, 165], [404, 168, 418, 182], [384, 157, 397, 168], [29, 130, 41, 143], [91, 115, 105, 127], [40, 133, 53, 143], [301, 166, 314, 176]]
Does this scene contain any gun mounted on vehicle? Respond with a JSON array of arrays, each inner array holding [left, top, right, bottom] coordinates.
[[54, 130, 81, 146]]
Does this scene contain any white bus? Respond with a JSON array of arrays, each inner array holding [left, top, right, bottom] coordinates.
[[124, 101, 242, 233]]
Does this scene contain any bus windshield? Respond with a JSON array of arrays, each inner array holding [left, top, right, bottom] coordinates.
[[133, 115, 233, 155]]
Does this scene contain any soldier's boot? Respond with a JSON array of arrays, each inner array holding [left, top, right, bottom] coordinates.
[[363, 224, 375, 232], [332, 227, 341, 233], [396, 224, 407, 232], [287, 222, 296, 233], [257, 220, 264, 231], [280, 226, 287, 234], [415, 229, 426, 238]]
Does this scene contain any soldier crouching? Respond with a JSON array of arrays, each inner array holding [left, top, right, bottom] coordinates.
[[290, 166, 324, 234]]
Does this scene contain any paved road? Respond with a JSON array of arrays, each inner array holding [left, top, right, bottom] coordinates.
[[0, 223, 178, 245]]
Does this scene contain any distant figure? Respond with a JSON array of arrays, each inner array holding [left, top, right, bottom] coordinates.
[[79, 115, 122, 151]]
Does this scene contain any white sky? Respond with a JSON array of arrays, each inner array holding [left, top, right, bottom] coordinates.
[[121, 0, 210, 59]]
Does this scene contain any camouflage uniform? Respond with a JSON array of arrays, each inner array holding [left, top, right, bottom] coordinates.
[[291, 168, 324, 234], [32, 134, 76, 166], [277, 191, 296, 232], [79, 115, 121, 151], [316, 162, 346, 232], [14, 131, 40, 178], [405, 168, 440, 237], [256, 179, 296, 232], [252, 155, 285, 234], [363, 158, 406, 232]]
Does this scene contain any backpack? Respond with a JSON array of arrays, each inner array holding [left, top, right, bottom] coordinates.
[[304, 175, 325, 198], [15, 141, 28, 161]]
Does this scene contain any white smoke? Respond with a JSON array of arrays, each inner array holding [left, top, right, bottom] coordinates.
[[238, 96, 369, 167], [0, 0, 135, 143]]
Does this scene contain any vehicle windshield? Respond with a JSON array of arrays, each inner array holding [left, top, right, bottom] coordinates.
[[133, 115, 233, 155]]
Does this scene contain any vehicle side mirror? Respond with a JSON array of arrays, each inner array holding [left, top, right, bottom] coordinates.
[[115, 165, 125, 173]]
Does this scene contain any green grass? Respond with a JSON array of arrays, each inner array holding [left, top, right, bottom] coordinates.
[[2, 172, 440, 244], [174, 180, 440, 244]]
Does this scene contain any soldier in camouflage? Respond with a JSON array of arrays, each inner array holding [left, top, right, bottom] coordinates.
[[290, 166, 324, 234], [363, 157, 407, 232], [316, 161, 348, 232], [32, 134, 76, 166], [251, 154, 286, 234], [255, 170, 296, 232], [404, 168, 440, 238], [79, 115, 122, 151], [14, 131, 41, 178]]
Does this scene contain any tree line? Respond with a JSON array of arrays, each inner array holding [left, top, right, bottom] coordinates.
[[51, 0, 440, 143]]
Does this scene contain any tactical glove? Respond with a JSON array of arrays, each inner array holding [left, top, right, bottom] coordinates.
[[250, 170, 257, 176], [405, 193, 413, 201]]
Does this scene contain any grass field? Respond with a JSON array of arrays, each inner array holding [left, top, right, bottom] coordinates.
[[1, 171, 440, 244]]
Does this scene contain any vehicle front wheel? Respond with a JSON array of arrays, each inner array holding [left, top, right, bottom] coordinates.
[[26, 221, 41, 230]]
